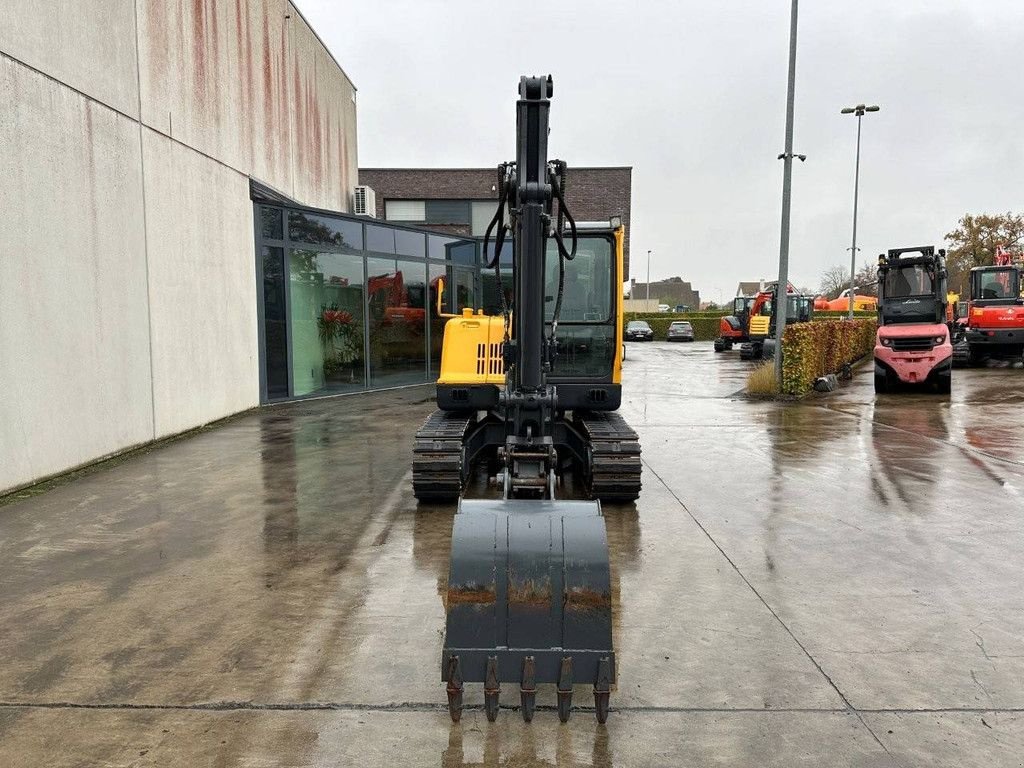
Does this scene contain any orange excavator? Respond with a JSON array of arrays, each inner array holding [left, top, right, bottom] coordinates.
[[714, 282, 810, 353], [954, 244, 1024, 366]]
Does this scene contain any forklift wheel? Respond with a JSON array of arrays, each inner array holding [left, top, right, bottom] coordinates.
[[874, 372, 888, 394], [935, 370, 952, 395]]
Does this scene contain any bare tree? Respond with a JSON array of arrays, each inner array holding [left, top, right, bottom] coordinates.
[[853, 261, 878, 297], [817, 265, 849, 299]]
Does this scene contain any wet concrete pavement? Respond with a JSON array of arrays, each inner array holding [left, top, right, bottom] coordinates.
[[2, 342, 1024, 766]]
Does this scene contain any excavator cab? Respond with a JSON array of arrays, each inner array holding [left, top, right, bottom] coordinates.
[[412, 76, 640, 724]]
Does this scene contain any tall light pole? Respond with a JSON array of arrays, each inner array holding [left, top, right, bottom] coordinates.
[[773, 0, 804, 385], [646, 249, 652, 306], [841, 103, 880, 320]]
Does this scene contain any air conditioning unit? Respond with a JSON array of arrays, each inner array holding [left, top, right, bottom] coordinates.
[[352, 185, 376, 217]]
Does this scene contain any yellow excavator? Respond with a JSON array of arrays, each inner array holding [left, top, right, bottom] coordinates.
[[412, 75, 641, 723]]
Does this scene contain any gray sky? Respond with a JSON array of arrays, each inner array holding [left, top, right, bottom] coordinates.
[[301, 0, 1024, 301]]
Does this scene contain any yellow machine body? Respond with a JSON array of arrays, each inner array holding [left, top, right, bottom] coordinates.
[[437, 310, 507, 386], [748, 314, 772, 339]]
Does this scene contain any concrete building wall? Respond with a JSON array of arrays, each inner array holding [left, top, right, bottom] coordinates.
[[0, 1, 357, 493], [0, 57, 153, 491]]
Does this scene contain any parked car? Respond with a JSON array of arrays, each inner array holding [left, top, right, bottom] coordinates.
[[666, 320, 695, 342], [625, 320, 654, 341], [657, 304, 671, 312]]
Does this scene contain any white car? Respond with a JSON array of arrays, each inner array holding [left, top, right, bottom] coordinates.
[[657, 304, 671, 312]]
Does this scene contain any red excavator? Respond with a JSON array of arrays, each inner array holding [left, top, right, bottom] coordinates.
[[714, 282, 813, 356], [714, 282, 795, 352], [956, 245, 1024, 366]]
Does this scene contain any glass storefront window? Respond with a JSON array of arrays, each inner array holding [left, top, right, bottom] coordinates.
[[288, 211, 363, 250], [395, 229, 425, 259], [256, 203, 482, 402], [454, 268, 477, 312], [366, 258, 427, 387], [289, 249, 366, 397], [365, 224, 396, 254], [261, 246, 288, 398], [429, 234, 455, 260], [262, 207, 283, 240], [428, 261, 447, 376]]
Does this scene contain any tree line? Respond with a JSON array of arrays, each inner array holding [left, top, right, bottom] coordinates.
[[816, 211, 1023, 299]]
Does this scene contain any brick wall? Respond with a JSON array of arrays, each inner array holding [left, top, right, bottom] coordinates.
[[357, 167, 633, 276]]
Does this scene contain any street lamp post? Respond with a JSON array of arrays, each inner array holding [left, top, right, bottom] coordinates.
[[841, 103, 880, 320], [646, 249, 652, 307], [772, 0, 804, 385]]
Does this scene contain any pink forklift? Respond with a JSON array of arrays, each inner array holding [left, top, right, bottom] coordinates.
[[874, 246, 952, 394]]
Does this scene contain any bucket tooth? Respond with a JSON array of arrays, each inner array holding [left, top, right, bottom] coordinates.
[[484, 656, 500, 722], [594, 656, 612, 724], [445, 655, 463, 723], [520, 656, 537, 722], [557, 657, 574, 723]]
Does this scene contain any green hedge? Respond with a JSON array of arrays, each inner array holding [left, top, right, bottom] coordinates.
[[780, 319, 877, 395]]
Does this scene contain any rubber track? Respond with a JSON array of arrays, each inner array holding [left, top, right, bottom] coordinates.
[[577, 411, 642, 503], [412, 410, 472, 502]]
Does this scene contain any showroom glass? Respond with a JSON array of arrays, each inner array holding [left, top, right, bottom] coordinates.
[[287, 211, 363, 250], [454, 268, 477, 312], [428, 261, 447, 375], [288, 249, 366, 397], [366, 257, 427, 387], [261, 246, 288, 398]]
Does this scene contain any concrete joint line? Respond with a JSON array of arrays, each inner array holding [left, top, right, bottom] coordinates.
[[642, 458, 903, 765], [2, 701, 1022, 715]]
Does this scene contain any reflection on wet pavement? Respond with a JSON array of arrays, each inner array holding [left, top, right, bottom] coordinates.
[[1, 343, 1023, 766]]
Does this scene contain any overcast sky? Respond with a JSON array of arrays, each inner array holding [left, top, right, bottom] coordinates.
[[300, 0, 1024, 300]]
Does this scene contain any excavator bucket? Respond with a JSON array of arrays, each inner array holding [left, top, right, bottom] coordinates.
[[442, 499, 615, 723]]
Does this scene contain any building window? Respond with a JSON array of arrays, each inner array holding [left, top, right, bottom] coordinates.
[[385, 200, 425, 221], [471, 201, 498, 236], [425, 200, 470, 225]]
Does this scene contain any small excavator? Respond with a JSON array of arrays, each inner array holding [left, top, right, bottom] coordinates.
[[713, 282, 813, 359], [713, 281, 810, 354], [412, 76, 641, 723], [952, 245, 1024, 366]]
